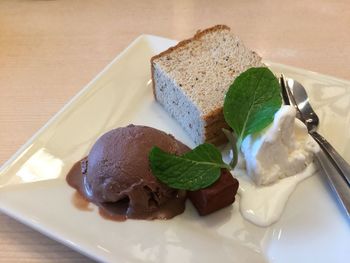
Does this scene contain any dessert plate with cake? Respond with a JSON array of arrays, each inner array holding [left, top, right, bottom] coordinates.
[[0, 25, 349, 262]]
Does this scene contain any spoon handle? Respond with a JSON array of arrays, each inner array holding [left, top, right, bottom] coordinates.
[[311, 131, 350, 186], [315, 150, 350, 217]]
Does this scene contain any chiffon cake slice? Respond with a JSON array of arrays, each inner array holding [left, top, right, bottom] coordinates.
[[151, 25, 264, 145]]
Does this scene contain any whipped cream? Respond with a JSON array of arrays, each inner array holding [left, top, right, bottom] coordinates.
[[235, 164, 317, 227], [226, 105, 320, 226], [241, 105, 319, 186]]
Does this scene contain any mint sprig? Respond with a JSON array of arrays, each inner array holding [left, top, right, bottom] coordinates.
[[222, 128, 239, 168], [149, 67, 282, 190], [149, 143, 230, 191], [223, 67, 282, 146]]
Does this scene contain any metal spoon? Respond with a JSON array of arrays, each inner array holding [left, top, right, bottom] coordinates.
[[281, 76, 350, 217], [287, 78, 350, 186]]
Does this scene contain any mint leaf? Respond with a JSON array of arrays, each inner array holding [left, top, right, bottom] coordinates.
[[223, 67, 282, 145], [149, 143, 231, 191]]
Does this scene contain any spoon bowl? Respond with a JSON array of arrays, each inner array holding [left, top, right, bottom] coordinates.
[[287, 79, 319, 133]]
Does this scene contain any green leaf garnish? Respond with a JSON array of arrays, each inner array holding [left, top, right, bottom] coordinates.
[[149, 143, 230, 191], [223, 67, 282, 146]]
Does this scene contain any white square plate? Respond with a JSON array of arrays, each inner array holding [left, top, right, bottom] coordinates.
[[0, 35, 349, 263]]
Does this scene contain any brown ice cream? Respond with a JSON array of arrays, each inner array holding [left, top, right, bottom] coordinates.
[[67, 125, 189, 220]]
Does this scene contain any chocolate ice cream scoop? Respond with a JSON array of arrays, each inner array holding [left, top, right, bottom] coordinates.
[[67, 125, 189, 220]]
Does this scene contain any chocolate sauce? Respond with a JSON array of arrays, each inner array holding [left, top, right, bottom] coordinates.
[[71, 192, 93, 211]]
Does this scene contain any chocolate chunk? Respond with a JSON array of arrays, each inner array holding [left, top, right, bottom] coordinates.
[[188, 169, 239, 216]]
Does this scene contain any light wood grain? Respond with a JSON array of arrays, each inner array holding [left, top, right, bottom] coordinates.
[[1, 0, 349, 262]]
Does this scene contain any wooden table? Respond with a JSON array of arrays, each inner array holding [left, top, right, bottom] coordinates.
[[1, 0, 349, 262]]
